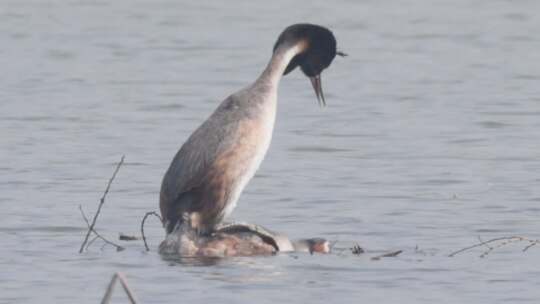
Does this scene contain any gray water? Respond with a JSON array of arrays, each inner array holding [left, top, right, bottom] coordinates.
[[2, 0, 540, 303]]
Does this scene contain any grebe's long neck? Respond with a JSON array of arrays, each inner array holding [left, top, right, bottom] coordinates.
[[255, 42, 306, 88], [217, 43, 306, 223]]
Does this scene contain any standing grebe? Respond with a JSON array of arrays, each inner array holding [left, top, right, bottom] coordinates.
[[160, 24, 343, 236]]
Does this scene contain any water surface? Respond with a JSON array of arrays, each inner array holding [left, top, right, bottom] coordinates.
[[1, 0, 540, 303]]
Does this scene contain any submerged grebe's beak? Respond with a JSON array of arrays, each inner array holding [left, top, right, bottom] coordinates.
[[309, 74, 326, 107]]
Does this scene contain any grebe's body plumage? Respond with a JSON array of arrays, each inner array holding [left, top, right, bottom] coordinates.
[[160, 24, 341, 234]]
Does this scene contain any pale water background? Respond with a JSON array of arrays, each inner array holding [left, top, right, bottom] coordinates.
[[1, 0, 540, 303]]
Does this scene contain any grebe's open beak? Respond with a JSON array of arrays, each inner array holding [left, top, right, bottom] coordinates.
[[309, 74, 326, 107]]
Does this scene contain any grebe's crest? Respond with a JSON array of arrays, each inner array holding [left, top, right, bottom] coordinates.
[[273, 23, 340, 76], [273, 23, 344, 105]]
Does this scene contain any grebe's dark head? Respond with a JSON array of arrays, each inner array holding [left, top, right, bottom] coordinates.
[[273, 23, 345, 106]]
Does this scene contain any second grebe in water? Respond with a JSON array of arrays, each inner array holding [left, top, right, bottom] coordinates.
[[159, 24, 343, 256], [159, 222, 330, 257]]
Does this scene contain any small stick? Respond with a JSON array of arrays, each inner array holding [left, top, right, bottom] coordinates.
[[477, 235, 493, 250], [449, 236, 524, 257], [371, 250, 402, 260], [101, 272, 138, 304], [523, 240, 539, 252], [79, 155, 125, 253], [79, 205, 124, 251], [141, 211, 162, 251], [86, 235, 100, 251], [479, 237, 523, 258], [119, 233, 140, 241]]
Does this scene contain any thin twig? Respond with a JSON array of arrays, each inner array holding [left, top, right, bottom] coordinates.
[[523, 240, 539, 252], [101, 272, 138, 304], [119, 233, 140, 241], [79, 155, 125, 253], [479, 237, 524, 258], [141, 211, 162, 251], [371, 250, 403, 260], [86, 234, 99, 251], [449, 236, 527, 257], [79, 206, 124, 251], [477, 235, 492, 251]]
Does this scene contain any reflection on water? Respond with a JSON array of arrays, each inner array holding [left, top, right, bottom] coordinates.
[[2, 0, 540, 303], [161, 255, 225, 267]]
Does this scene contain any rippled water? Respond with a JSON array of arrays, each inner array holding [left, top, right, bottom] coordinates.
[[2, 0, 540, 303]]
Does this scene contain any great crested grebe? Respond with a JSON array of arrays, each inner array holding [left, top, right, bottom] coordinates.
[[159, 24, 343, 256], [159, 222, 331, 257]]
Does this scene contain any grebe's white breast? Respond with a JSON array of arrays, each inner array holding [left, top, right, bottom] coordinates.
[[219, 44, 305, 220], [220, 84, 278, 220]]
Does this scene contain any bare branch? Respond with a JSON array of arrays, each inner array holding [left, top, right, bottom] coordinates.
[[371, 250, 402, 260], [479, 237, 524, 258], [448, 236, 539, 257], [79, 205, 124, 251], [141, 211, 162, 251], [79, 155, 125, 253], [477, 235, 492, 250], [119, 233, 140, 241], [523, 240, 540, 252], [101, 272, 138, 304], [86, 235, 99, 251]]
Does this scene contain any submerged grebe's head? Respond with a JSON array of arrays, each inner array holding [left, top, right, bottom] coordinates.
[[273, 23, 345, 106]]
